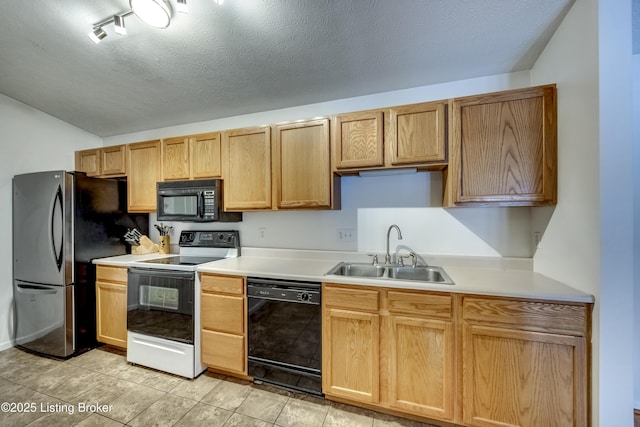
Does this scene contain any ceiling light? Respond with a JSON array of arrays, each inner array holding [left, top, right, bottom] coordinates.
[[213, 0, 224, 5], [177, 0, 188, 14], [130, 0, 172, 29], [88, 27, 107, 44], [113, 14, 127, 35]]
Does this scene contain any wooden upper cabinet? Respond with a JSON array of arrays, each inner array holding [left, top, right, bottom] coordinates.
[[162, 136, 190, 180], [100, 145, 127, 177], [333, 110, 384, 169], [273, 118, 333, 209], [76, 145, 127, 178], [447, 84, 557, 206], [387, 101, 447, 166], [223, 126, 272, 210], [127, 140, 161, 212], [191, 132, 222, 179], [75, 149, 100, 176], [162, 132, 222, 181], [333, 101, 447, 173]]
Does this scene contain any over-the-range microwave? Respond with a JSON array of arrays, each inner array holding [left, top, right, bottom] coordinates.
[[156, 179, 242, 222]]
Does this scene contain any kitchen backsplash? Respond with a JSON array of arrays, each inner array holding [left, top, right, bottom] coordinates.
[[146, 172, 534, 258]]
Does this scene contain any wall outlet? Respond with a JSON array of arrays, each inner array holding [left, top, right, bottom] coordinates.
[[337, 228, 355, 242], [258, 227, 266, 240]]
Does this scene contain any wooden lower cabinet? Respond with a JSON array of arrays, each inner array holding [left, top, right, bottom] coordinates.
[[323, 284, 591, 427], [95, 265, 128, 349], [200, 273, 247, 376], [323, 307, 380, 403], [322, 284, 455, 423], [387, 315, 454, 420], [461, 296, 590, 427]]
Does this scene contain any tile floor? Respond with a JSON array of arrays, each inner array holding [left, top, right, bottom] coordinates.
[[0, 346, 438, 427]]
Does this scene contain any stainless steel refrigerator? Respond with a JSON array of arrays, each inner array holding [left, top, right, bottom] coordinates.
[[12, 171, 147, 358]]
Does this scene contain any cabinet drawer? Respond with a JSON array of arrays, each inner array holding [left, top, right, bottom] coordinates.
[[201, 293, 244, 334], [201, 329, 245, 374], [388, 291, 452, 319], [96, 265, 128, 283], [201, 274, 244, 295], [462, 296, 589, 336], [323, 284, 379, 312]]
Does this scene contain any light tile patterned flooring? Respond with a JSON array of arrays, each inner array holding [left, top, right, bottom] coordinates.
[[0, 346, 438, 427]]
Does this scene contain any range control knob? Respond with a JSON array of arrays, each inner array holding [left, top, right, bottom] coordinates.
[[298, 292, 311, 302]]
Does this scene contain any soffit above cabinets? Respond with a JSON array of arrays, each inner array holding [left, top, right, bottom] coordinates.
[[0, 0, 574, 137]]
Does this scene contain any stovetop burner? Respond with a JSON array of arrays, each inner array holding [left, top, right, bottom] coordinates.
[[140, 256, 224, 266]]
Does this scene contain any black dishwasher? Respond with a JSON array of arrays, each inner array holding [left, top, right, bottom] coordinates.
[[247, 277, 322, 395]]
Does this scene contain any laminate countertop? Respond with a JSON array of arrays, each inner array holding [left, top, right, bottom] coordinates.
[[94, 248, 593, 303]]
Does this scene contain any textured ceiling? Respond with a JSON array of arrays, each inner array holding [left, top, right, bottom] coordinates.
[[0, 0, 575, 137]]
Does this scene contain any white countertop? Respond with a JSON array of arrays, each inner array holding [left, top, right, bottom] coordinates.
[[93, 248, 594, 303]]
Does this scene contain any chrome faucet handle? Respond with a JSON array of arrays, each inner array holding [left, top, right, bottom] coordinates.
[[409, 252, 418, 268], [367, 254, 379, 265], [397, 254, 410, 266]]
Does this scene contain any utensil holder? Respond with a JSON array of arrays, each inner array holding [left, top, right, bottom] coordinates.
[[158, 235, 170, 254]]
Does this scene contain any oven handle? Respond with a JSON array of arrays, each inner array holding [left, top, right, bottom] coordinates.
[[128, 267, 195, 280]]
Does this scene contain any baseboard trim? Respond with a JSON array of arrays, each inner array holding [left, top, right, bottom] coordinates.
[[0, 340, 14, 352]]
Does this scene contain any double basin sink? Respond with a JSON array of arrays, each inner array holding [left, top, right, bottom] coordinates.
[[326, 262, 454, 285]]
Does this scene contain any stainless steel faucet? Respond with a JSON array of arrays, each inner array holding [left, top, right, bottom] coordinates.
[[385, 224, 403, 264]]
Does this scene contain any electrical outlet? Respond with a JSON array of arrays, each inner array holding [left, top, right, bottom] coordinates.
[[533, 231, 541, 248], [258, 227, 266, 240], [337, 228, 355, 242]]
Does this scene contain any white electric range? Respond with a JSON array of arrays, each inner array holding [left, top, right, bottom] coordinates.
[[127, 230, 240, 378]]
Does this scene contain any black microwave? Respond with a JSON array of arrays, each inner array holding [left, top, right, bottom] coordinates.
[[156, 179, 242, 222]]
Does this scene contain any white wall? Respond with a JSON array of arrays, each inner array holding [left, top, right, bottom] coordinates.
[[633, 53, 640, 410], [0, 94, 101, 350], [531, 0, 635, 424]]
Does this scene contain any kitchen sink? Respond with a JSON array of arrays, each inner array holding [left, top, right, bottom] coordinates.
[[329, 263, 386, 278], [326, 262, 454, 285]]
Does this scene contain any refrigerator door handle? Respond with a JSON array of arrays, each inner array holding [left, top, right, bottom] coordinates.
[[51, 184, 64, 271], [16, 283, 58, 295]]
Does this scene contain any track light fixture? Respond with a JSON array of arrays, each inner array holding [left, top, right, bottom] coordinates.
[[130, 0, 172, 29], [114, 14, 127, 35], [89, 1, 227, 44], [177, 0, 188, 14], [88, 27, 107, 44]]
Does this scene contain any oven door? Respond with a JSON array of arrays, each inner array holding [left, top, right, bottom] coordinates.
[[127, 268, 195, 344]]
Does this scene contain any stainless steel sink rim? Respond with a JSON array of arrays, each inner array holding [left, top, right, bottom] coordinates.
[[325, 262, 455, 285]]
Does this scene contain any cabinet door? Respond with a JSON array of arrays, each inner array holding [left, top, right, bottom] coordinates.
[[323, 307, 380, 404], [190, 132, 221, 179], [201, 329, 246, 374], [127, 140, 161, 212], [333, 110, 384, 170], [75, 149, 100, 176], [462, 325, 587, 427], [388, 315, 455, 421], [162, 136, 190, 181], [448, 85, 557, 206], [223, 126, 272, 210], [96, 281, 127, 348], [273, 119, 331, 209], [100, 145, 127, 177], [387, 101, 447, 166], [201, 293, 244, 335]]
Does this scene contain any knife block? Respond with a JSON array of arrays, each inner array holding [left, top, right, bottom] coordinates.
[[131, 236, 160, 255]]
